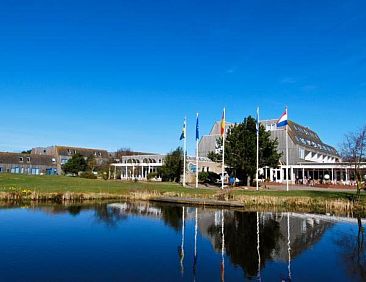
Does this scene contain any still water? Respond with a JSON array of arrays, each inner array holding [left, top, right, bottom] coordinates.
[[0, 202, 365, 282]]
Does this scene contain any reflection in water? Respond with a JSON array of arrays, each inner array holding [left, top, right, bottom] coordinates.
[[335, 217, 366, 281], [257, 211, 261, 281], [193, 207, 198, 281], [288, 213, 292, 281], [221, 209, 225, 282], [15, 201, 366, 281], [178, 206, 185, 275]]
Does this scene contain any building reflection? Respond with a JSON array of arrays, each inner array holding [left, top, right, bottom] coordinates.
[[23, 201, 365, 280], [203, 210, 334, 280]]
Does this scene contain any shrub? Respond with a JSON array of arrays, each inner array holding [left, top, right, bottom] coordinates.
[[199, 171, 220, 184], [147, 172, 159, 181], [80, 172, 97, 179]]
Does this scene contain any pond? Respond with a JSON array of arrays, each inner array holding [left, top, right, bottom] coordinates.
[[0, 201, 365, 281]]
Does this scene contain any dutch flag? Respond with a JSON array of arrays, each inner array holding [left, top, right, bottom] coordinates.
[[277, 108, 288, 128]]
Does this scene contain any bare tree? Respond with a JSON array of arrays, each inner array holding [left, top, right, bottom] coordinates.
[[341, 126, 366, 199], [115, 147, 133, 159]]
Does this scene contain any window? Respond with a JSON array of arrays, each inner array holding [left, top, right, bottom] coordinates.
[[299, 148, 305, 159], [27, 157, 30, 162], [19, 157, 23, 162]]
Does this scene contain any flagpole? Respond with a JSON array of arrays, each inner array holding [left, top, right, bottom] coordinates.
[[256, 107, 260, 191], [286, 107, 289, 192], [183, 117, 186, 187], [196, 113, 199, 189], [222, 108, 226, 190]]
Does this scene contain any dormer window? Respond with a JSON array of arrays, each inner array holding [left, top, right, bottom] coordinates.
[[19, 157, 23, 162], [26, 157, 31, 163]]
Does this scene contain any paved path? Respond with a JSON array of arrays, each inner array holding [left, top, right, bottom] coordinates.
[[260, 184, 359, 193]]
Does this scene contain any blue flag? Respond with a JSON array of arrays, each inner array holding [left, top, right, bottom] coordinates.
[[180, 119, 186, 140], [196, 113, 199, 141]]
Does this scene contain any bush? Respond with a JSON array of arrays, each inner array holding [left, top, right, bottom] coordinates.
[[147, 172, 159, 181], [79, 172, 97, 179], [198, 171, 220, 184]]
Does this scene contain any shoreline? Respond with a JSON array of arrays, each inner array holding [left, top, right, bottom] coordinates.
[[0, 189, 364, 217], [0, 174, 364, 216]]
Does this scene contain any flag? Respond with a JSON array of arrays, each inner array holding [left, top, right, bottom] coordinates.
[[180, 119, 186, 140], [221, 109, 226, 136], [277, 108, 288, 128], [196, 113, 199, 141]]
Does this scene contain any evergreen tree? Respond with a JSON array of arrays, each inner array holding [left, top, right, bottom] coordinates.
[[159, 147, 183, 182], [62, 153, 88, 175], [223, 116, 281, 184]]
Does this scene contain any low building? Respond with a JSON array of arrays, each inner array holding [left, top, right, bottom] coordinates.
[[32, 146, 109, 174], [0, 152, 57, 175], [110, 154, 222, 182]]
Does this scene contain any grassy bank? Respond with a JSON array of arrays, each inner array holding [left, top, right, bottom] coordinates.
[[0, 174, 365, 214]]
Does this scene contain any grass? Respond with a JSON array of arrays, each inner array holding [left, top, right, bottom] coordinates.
[[0, 173, 215, 195], [0, 174, 365, 214]]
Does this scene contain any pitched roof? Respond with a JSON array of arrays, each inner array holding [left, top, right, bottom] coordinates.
[[287, 121, 339, 156], [0, 152, 56, 166], [55, 146, 109, 158]]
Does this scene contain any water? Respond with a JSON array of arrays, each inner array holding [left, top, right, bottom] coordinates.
[[0, 202, 365, 282]]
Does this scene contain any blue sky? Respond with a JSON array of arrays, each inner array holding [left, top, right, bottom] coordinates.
[[1, 0, 365, 154]]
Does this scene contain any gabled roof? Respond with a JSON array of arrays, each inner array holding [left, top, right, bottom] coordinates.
[[208, 121, 234, 136]]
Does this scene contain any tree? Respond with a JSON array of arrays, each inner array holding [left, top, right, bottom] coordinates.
[[159, 147, 183, 182], [224, 116, 281, 185], [207, 151, 222, 162], [115, 147, 133, 159], [341, 126, 366, 199], [86, 155, 97, 172], [62, 153, 88, 175], [21, 149, 32, 154]]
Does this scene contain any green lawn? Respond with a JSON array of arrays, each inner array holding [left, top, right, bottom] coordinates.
[[0, 173, 364, 202], [0, 173, 215, 195]]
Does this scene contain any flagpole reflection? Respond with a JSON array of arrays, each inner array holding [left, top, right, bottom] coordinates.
[[193, 207, 198, 281], [178, 206, 185, 276], [287, 212, 292, 281], [221, 209, 225, 282], [257, 212, 262, 281]]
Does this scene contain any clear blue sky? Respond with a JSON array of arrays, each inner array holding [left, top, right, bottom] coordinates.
[[1, 0, 365, 154]]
